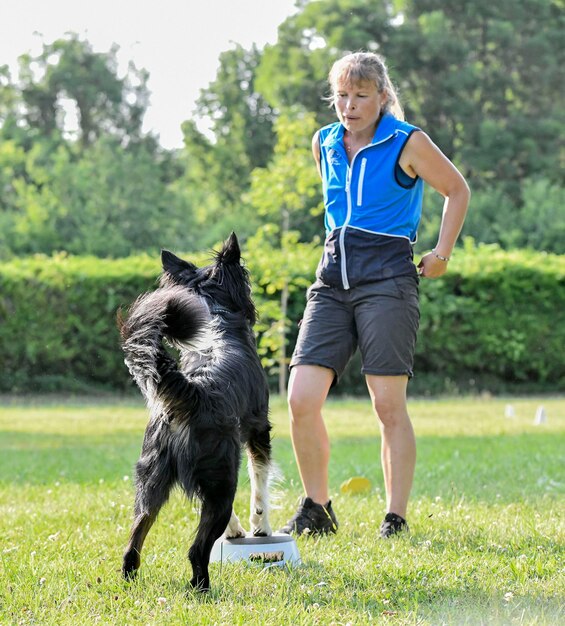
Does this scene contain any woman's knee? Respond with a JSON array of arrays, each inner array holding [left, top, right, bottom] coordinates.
[[288, 385, 320, 420], [287, 365, 332, 420], [366, 376, 410, 428], [372, 398, 409, 428]]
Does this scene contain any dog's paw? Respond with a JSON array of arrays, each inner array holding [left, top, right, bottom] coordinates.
[[122, 551, 140, 580], [224, 511, 247, 538], [225, 525, 246, 539], [225, 519, 246, 538], [189, 574, 210, 593], [250, 507, 272, 537], [251, 520, 273, 537]]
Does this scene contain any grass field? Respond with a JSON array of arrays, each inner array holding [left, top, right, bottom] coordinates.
[[0, 394, 563, 625]]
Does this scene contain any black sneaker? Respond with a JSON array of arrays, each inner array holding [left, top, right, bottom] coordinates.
[[279, 497, 339, 536], [380, 512, 409, 538]]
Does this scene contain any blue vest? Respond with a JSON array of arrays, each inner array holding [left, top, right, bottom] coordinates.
[[317, 113, 423, 290]]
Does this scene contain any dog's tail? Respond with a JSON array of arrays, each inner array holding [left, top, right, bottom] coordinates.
[[118, 285, 210, 412]]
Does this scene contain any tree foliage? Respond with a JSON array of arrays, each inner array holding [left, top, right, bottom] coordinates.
[[246, 111, 323, 241], [0, 34, 192, 259], [257, 0, 564, 184], [244, 111, 324, 389], [17, 34, 150, 148], [171, 44, 278, 249], [6, 138, 187, 257]]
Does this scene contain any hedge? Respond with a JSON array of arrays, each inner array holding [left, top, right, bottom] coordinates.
[[412, 245, 565, 394], [0, 244, 563, 394]]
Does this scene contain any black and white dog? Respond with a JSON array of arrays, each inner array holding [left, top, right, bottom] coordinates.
[[119, 233, 272, 591]]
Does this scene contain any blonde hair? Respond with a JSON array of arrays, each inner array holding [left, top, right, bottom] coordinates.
[[328, 51, 404, 121]]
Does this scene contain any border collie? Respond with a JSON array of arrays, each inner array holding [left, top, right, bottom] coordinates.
[[119, 233, 272, 591]]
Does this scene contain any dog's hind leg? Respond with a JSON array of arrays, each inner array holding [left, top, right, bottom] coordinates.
[[182, 436, 240, 592], [187, 487, 234, 592], [123, 422, 176, 579], [246, 426, 273, 537], [123, 512, 159, 580]]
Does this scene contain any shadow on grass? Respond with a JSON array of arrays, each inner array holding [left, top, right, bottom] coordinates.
[[320, 432, 563, 503], [132, 558, 564, 624], [0, 430, 562, 505], [335, 569, 564, 624], [0, 430, 140, 484]]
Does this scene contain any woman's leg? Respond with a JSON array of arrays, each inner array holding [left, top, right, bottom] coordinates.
[[281, 364, 339, 535], [365, 374, 415, 519], [287, 364, 335, 504]]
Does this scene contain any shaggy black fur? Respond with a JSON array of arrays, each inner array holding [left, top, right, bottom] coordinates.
[[119, 233, 272, 591]]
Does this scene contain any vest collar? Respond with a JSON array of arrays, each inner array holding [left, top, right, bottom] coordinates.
[[321, 112, 399, 152]]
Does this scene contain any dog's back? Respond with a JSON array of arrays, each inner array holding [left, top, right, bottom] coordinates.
[[121, 234, 272, 591], [120, 283, 269, 436]]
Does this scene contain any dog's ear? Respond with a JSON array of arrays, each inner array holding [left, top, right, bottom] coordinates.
[[216, 232, 241, 265], [161, 249, 197, 275]]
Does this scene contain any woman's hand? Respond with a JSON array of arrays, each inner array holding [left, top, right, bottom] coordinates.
[[417, 252, 449, 279]]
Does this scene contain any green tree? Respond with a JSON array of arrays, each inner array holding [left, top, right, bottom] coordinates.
[[245, 111, 323, 392], [0, 65, 21, 137], [246, 111, 324, 242], [256, 0, 398, 124], [392, 0, 564, 190], [258, 0, 563, 186], [0, 139, 27, 257], [6, 138, 185, 257], [17, 34, 151, 149], [0, 34, 189, 259], [175, 44, 277, 249], [197, 44, 276, 173], [511, 178, 564, 253]]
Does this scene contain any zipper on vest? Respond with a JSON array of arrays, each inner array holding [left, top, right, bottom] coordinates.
[[339, 164, 354, 290], [357, 157, 367, 206], [339, 133, 396, 291]]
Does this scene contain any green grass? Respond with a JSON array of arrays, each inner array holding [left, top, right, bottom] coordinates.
[[0, 395, 563, 625]]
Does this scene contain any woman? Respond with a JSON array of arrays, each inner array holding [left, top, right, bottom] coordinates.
[[280, 51, 470, 538]]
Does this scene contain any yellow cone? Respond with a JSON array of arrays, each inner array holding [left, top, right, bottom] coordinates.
[[340, 476, 372, 494]]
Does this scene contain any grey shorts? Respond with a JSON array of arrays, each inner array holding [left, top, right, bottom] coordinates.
[[290, 276, 420, 383]]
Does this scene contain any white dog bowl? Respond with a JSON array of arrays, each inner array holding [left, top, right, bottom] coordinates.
[[210, 532, 301, 568]]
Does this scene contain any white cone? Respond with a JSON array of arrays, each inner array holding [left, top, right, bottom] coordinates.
[[534, 406, 547, 425], [505, 404, 515, 418]]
